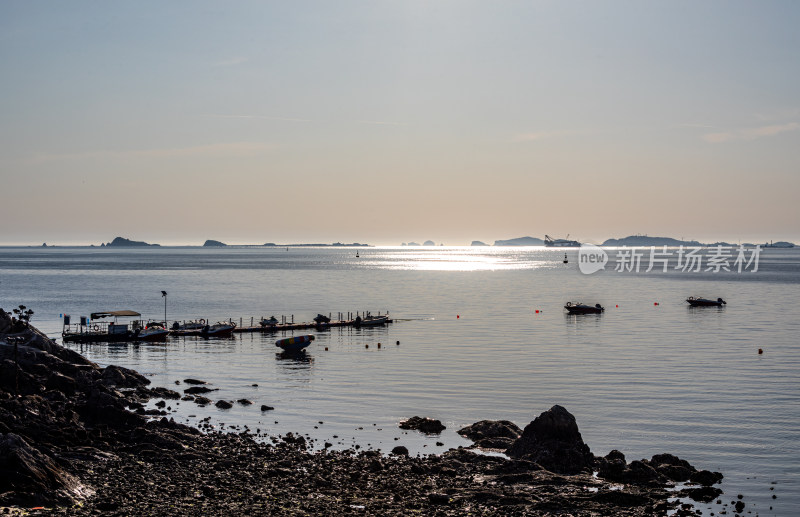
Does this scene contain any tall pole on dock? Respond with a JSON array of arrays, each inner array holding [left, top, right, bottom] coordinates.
[[161, 291, 167, 326]]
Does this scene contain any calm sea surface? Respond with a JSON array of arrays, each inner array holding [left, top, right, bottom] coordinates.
[[1, 246, 798, 515]]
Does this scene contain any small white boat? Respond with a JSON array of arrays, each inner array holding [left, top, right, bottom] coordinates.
[[276, 334, 314, 352], [170, 320, 206, 335], [138, 323, 170, 341], [260, 316, 279, 327], [354, 314, 389, 326], [200, 321, 237, 337]]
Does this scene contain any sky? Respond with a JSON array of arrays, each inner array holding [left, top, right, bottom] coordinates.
[[1, 1, 799, 246]]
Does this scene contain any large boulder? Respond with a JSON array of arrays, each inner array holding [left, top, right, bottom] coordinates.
[[597, 449, 627, 481], [45, 372, 78, 396], [649, 453, 696, 482], [101, 365, 151, 388], [505, 405, 594, 474], [0, 309, 12, 333], [399, 416, 446, 434], [596, 451, 709, 486], [0, 433, 83, 505], [457, 420, 522, 449]]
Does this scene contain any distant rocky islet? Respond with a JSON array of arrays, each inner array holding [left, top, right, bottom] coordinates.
[[38, 235, 796, 248]]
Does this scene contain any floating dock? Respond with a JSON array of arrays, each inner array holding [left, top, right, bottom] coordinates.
[[171, 312, 392, 336]]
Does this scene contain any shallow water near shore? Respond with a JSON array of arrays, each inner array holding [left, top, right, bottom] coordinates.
[[1, 246, 798, 515]]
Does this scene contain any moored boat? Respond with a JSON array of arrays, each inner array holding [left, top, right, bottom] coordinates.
[[686, 297, 726, 307], [564, 302, 604, 314], [138, 323, 170, 341], [354, 314, 389, 326], [260, 316, 279, 328], [200, 321, 237, 337], [275, 334, 314, 352], [62, 310, 168, 343], [313, 314, 331, 325], [170, 319, 208, 336]]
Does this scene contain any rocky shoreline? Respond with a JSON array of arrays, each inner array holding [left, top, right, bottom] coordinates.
[[1, 309, 728, 515]]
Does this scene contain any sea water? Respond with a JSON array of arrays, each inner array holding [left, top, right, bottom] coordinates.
[[1, 246, 798, 515]]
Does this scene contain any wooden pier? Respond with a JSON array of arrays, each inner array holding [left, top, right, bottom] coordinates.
[[170, 311, 392, 336], [234, 319, 359, 333]]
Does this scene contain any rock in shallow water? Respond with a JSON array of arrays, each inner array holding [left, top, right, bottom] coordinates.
[[458, 419, 522, 449], [183, 386, 217, 395], [505, 404, 594, 475], [399, 416, 445, 434], [391, 446, 409, 456], [458, 419, 521, 441]]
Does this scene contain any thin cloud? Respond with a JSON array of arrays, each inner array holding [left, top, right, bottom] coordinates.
[[703, 122, 799, 143], [31, 142, 279, 163]]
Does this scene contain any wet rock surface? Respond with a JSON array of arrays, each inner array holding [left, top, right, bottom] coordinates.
[[0, 311, 728, 515], [458, 419, 522, 450], [506, 404, 595, 475], [399, 416, 446, 434]]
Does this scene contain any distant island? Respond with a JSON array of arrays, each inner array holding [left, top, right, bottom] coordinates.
[[95, 238, 369, 248], [464, 234, 792, 247], [764, 241, 795, 248], [601, 235, 702, 247], [263, 242, 369, 247], [17, 234, 796, 248], [102, 237, 160, 247], [493, 236, 545, 246]]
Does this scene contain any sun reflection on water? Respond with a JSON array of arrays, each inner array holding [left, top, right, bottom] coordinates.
[[356, 247, 561, 271]]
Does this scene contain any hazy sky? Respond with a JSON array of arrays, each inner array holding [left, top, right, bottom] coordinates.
[[2, 1, 798, 245]]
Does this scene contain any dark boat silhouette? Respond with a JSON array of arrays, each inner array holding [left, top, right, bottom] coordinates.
[[564, 302, 604, 314], [686, 297, 726, 307]]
